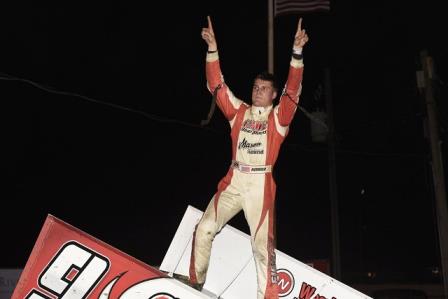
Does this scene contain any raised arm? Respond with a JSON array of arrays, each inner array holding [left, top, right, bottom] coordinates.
[[201, 16, 243, 121], [276, 18, 309, 126]]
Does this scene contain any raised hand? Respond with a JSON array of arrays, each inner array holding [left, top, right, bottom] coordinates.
[[201, 16, 218, 52], [293, 18, 309, 50]]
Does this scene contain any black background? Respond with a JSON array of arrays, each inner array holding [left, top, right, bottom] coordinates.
[[2, 0, 447, 285]]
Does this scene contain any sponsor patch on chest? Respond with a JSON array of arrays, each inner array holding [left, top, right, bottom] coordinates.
[[238, 137, 265, 155], [241, 119, 267, 135]]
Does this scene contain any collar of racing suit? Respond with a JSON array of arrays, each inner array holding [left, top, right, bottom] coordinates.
[[250, 104, 273, 117]]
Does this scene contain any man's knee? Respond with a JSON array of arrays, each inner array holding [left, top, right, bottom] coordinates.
[[196, 219, 218, 241]]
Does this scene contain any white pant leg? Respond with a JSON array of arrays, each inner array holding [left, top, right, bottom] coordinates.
[[190, 183, 243, 284]]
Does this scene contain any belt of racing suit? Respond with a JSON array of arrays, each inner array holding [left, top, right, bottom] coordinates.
[[231, 160, 272, 174]]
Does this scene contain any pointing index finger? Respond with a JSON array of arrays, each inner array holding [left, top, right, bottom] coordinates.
[[297, 17, 302, 32], [207, 15, 214, 32]]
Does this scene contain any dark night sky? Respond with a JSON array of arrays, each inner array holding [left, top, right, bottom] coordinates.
[[2, 0, 447, 286]]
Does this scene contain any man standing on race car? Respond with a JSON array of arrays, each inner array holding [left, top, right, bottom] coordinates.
[[189, 15, 309, 299]]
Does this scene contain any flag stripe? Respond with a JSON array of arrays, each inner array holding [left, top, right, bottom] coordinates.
[[275, 0, 330, 16], [276, 0, 329, 5], [276, 2, 329, 8]]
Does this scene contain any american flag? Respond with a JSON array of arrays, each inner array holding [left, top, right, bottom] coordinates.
[[275, 0, 330, 16], [241, 166, 252, 172]]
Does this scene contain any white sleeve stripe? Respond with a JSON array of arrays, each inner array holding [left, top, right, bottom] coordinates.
[[229, 114, 237, 128], [226, 88, 243, 109], [273, 106, 289, 136]]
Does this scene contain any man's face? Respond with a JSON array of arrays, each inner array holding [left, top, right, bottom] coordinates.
[[252, 79, 277, 107]]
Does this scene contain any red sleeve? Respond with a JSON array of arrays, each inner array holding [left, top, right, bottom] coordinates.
[[206, 58, 242, 121], [276, 63, 304, 126]]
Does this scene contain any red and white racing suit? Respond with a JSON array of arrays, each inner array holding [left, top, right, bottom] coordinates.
[[190, 51, 304, 299]]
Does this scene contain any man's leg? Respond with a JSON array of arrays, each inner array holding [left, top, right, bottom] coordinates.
[[189, 186, 242, 286], [244, 175, 278, 299]]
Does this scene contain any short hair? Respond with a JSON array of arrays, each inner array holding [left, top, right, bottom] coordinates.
[[254, 71, 278, 91]]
